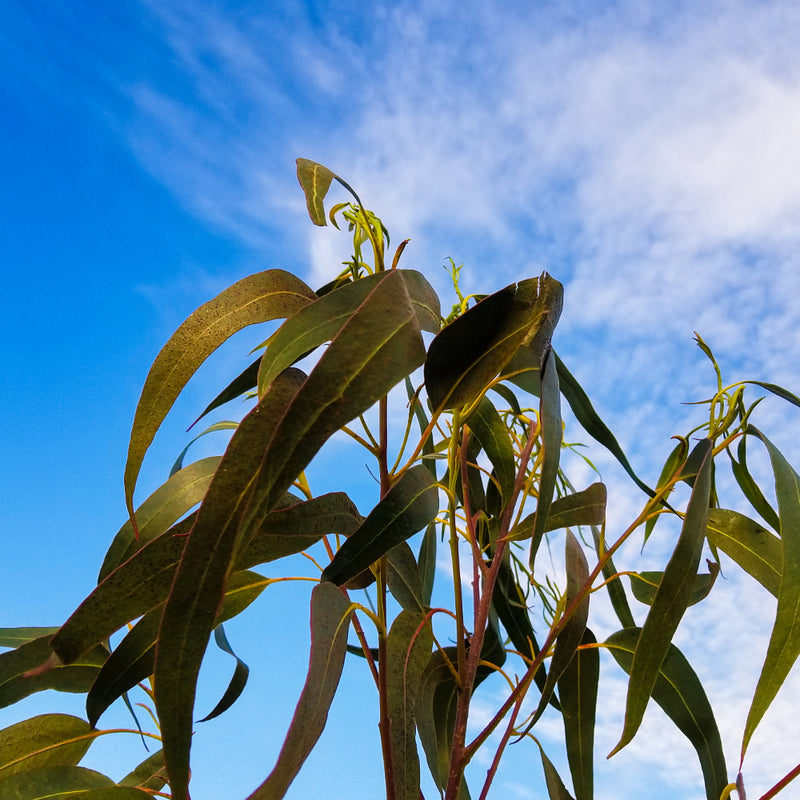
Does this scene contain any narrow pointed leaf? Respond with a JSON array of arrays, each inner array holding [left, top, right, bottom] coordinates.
[[0, 714, 95, 775], [611, 438, 712, 756], [465, 395, 516, 505], [0, 629, 59, 648], [730, 436, 780, 532], [246, 581, 351, 800], [528, 531, 590, 729], [558, 629, 598, 800], [538, 746, 576, 800], [742, 427, 800, 759], [101, 457, 219, 580], [629, 564, 719, 607], [170, 421, 237, 476], [509, 483, 606, 542], [387, 610, 433, 800], [387, 542, 428, 613], [555, 353, 654, 498], [706, 509, 781, 597], [196, 625, 250, 722], [606, 628, 728, 800], [530, 349, 562, 565], [644, 439, 688, 542], [189, 355, 261, 429], [124, 269, 316, 522], [590, 523, 635, 630], [425, 274, 562, 412], [745, 381, 800, 409], [321, 465, 439, 586]]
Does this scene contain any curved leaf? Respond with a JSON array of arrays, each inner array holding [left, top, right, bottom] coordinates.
[[465, 395, 516, 506], [629, 564, 719, 607], [606, 628, 728, 800], [246, 581, 352, 800], [321, 465, 439, 586], [0, 765, 152, 799], [706, 508, 781, 597], [296, 158, 336, 225], [124, 269, 316, 523], [196, 624, 250, 723], [611, 438, 712, 756], [742, 427, 800, 759], [120, 749, 167, 792]]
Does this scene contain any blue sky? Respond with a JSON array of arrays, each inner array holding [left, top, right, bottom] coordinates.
[[2, 1, 800, 798]]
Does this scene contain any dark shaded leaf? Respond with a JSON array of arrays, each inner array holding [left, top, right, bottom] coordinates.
[[189, 355, 261, 430], [321, 466, 439, 586], [745, 381, 800, 410], [425, 274, 562, 412], [386, 610, 433, 800], [197, 625, 250, 722], [538, 745, 576, 800], [387, 542, 428, 613], [465, 395, 516, 506], [729, 436, 780, 533], [611, 438, 712, 756], [606, 629, 728, 800], [246, 582, 352, 800]]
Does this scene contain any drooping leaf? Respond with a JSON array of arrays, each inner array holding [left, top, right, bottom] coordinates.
[[558, 629, 599, 800], [527, 531, 590, 730], [387, 542, 428, 613], [464, 395, 516, 506], [606, 629, 728, 800], [529, 349, 562, 566], [554, 353, 654, 498], [189, 355, 261, 430], [741, 427, 800, 760], [124, 269, 316, 524], [386, 610, 434, 800], [86, 570, 267, 728], [246, 581, 352, 800], [0, 714, 96, 776], [296, 158, 337, 226], [508, 483, 606, 542], [644, 438, 688, 542], [729, 436, 780, 532], [745, 381, 800, 409], [321, 465, 439, 586], [425, 274, 563, 412], [611, 438, 712, 756], [196, 624, 250, 723], [590, 522, 635, 630], [101, 457, 219, 580], [0, 765, 151, 799], [629, 564, 719, 607], [0, 634, 107, 710], [705, 509, 782, 597], [257, 270, 440, 397], [169, 421, 237, 476]]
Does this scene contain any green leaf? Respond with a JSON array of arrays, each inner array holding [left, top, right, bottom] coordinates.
[[741, 427, 800, 759], [729, 436, 780, 532], [606, 629, 728, 800], [0, 714, 96, 776], [296, 158, 336, 226], [387, 542, 428, 613], [0, 634, 107, 710], [257, 270, 440, 397], [611, 438, 713, 756], [554, 353, 654, 499], [465, 395, 516, 506], [528, 531, 590, 730], [538, 745, 576, 800], [124, 269, 316, 524], [85, 570, 266, 728], [558, 629, 598, 800], [745, 381, 800, 410], [425, 274, 563, 412], [119, 749, 167, 792], [245, 581, 352, 800], [386, 610, 434, 800], [529, 349, 562, 565], [589, 523, 635, 630], [170, 421, 237, 476], [188, 355, 261, 430], [0, 629, 59, 648], [321, 465, 439, 586], [706, 509, 782, 597], [629, 564, 719, 607], [644, 438, 687, 542], [0, 765, 152, 799], [545, 483, 607, 534], [100, 457, 220, 580]]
